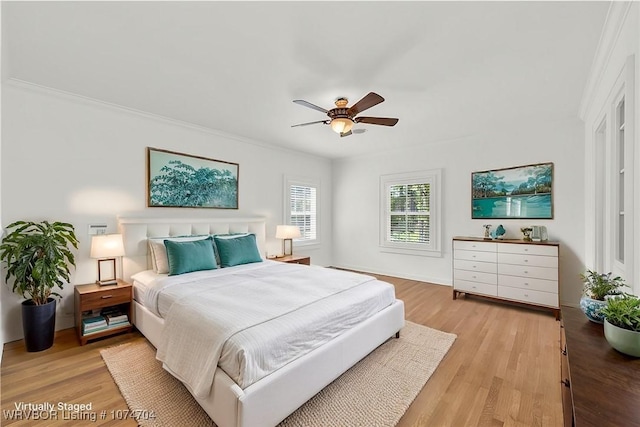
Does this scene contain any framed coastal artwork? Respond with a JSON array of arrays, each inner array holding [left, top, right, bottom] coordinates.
[[471, 162, 553, 219], [147, 147, 239, 209]]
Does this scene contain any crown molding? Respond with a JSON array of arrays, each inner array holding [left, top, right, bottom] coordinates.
[[3, 78, 331, 163], [578, 2, 634, 121]]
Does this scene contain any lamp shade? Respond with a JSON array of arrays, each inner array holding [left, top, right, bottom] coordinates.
[[90, 234, 125, 259], [275, 225, 301, 240]]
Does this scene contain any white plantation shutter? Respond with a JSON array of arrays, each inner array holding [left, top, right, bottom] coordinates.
[[388, 183, 430, 244], [285, 177, 319, 244], [290, 184, 317, 241], [380, 170, 441, 256]]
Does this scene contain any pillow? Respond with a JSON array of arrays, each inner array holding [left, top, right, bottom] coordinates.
[[213, 234, 262, 267], [211, 233, 249, 265], [164, 237, 217, 276], [148, 235, 209, 274]]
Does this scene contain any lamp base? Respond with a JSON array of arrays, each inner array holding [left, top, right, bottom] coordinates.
[[96, 279, 118, 286]]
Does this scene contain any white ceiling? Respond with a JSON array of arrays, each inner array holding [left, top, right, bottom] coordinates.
[[3, 1, 610, 159]]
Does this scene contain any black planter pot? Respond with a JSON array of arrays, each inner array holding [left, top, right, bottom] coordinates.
[[22, 298, 56, 352]]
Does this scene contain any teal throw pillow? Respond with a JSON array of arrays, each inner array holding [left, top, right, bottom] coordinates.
[[164, 237, 217, 276], [214, 234, 262, 267]]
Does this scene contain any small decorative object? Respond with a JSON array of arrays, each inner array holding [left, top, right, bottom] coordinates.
[[520, 227, 533, 241], [490, 224, 506, 240], [482, 224, 492, 239], [579, 270, 627, 323], [471, 162, 553, 219], [601, 295, 640, 357], [0, 221, 78, 352], [147, 147, 239, 209]]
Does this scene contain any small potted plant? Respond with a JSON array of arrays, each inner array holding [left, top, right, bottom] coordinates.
[[600, 295, 640, 357], [579, 270, 626, 323], [0, 220, 78, 352]]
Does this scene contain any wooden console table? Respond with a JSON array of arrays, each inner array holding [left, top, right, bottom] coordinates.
[[561, 306, 640, 426]]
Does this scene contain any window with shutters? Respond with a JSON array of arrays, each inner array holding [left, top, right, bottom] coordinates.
[[284, 177, 319, 245], [380, 170, 441, 256]]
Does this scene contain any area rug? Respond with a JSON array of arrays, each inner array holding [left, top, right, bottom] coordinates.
[[101, 321, 456, 427]]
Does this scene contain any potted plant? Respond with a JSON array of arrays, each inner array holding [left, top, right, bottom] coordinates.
[[0, 221, 78, 352], [579, 270, 626, 323], [601, 295, 640, 357]]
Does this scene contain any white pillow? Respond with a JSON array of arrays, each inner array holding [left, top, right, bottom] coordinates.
[[148, 235, 209, 274]]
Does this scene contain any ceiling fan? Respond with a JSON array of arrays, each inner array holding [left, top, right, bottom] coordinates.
[[291, 92, 399, 137]]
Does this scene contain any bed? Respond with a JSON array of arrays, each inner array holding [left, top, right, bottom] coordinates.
[[118, 217, 405, 427]]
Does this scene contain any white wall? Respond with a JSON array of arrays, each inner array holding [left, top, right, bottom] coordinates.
[[332, 119, 586, 306], [581, 2, 639, 295], [1, 82, 333, 343]]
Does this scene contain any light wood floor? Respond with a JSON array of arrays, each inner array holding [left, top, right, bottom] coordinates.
[[1, 275, 563, 426]]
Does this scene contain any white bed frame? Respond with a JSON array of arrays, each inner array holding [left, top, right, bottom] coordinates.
[[118, 217, 405, 427]]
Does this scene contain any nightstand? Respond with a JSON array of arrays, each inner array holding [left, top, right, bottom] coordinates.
[[274, 255, 311, 265], [74, 279, 133, 345]]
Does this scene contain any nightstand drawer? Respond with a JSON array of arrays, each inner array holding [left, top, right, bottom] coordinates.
[[79, 286, 131, 310]]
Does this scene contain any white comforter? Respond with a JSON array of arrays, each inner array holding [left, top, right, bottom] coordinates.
[[150, 261, 396, 398]]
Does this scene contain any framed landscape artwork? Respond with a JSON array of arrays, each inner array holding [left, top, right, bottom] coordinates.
[[471, 162, 553, 219], [147, 147, 239, 209]]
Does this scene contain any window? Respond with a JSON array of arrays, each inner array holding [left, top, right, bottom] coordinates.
[[284, 177, 318, 245], [590, 55, 634, 284], [380, 170, 441, 256]]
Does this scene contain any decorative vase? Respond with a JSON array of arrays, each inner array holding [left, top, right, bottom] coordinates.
[[604, 319, 640, 357], [22, 298, 56, 352], [579, 296, 607, 324]]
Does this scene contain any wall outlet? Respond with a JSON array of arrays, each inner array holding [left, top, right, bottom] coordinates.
[[88, 224, 107, 235]]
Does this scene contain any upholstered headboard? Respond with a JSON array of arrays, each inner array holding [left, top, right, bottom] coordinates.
[[117, 217, 267, 281]]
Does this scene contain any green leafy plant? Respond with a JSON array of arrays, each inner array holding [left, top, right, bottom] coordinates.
[[0, 221, 78, 305], [580, 270, 626, 301], [601, 295, 640, 332]]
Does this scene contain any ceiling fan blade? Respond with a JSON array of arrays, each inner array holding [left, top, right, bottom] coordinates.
[[293, 99, 328, 114], [355, 116, 399, 126], [348, 92, 384, 116], [291, 120, 329, 128], [340, 130, 353, 138]]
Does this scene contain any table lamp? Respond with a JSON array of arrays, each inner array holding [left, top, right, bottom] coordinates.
[[90, 234, 125, 285], [275, 225, 301, 257]]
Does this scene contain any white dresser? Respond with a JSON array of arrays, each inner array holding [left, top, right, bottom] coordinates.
[[452, 237, 560, 319]]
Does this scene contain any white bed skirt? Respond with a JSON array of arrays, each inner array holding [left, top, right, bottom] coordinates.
[[133, 298, 405, 427]]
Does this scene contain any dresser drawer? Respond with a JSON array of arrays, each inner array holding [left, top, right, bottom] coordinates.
[[498, 264, 558, 281], [79, 286, 131, 310], [498, 274, 558, 293], [454, 269, 497, 285], [498, 285, 558, 308], [454, 240, 496, 252], [498, 253, 558, 268], [454, 249, 497, 263], [454, 259, 497, 274], [497, 243, 557, 257], [454, 279, 497, 297]]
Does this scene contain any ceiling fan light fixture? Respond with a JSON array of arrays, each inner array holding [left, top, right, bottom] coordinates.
[[330, 117, 354, 134]]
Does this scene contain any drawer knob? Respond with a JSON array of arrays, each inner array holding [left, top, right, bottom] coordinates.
[[524, 271, 529, 274], [524, 259, 529, 263], [524, 294, 529, 297], [101, 295, 113, 299], [524, 248, 529, 252], [524, 282, 529, 286], [472, 276, 477, 279]]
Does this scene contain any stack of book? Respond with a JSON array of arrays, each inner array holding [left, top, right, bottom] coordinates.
[[82, 316, 108, 335], [102, 307, 130, 328]]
